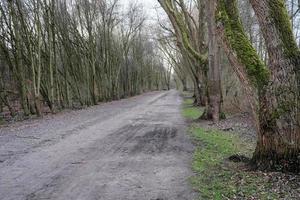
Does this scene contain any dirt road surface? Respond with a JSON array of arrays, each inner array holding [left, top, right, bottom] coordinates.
[[0, 90, 197, 200]]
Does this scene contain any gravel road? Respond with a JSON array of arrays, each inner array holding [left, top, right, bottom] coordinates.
[[0, 90, 197, 200]]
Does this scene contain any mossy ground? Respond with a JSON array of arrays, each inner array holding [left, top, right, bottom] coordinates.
[[182, 99, 283, 199]]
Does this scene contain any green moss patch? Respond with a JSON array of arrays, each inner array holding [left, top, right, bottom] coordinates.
[[269, 0, 300, 59], [217, 0, 269, 88]]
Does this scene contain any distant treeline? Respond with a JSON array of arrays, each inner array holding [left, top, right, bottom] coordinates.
[[0, 0, 169, 117]]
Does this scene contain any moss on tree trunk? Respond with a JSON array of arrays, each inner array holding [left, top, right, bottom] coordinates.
[[218, 0, 300, 172]]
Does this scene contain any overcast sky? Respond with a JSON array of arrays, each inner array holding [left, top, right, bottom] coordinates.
[[120, 0, 161, 22]]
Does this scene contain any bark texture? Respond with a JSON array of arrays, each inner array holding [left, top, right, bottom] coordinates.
[[207, 0, 221, 122], [218, 0, 300, 172], [250, 0, 300, 172]]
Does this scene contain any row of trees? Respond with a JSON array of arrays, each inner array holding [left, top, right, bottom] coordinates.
[[158, 0, 300, 172], [0, 0, 169, 117]]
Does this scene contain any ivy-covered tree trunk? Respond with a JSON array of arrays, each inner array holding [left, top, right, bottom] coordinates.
[[218, 0, 300, 172], [249, 0, 300, 172]]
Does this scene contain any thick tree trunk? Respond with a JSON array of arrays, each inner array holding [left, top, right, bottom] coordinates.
[[249, 0, 300, 172], [206, 0, 221, 122], [218, 0, 300, 171]]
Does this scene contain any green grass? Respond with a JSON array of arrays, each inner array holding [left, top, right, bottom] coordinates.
[[182, 97, 280, 200], [0, 117, 4, 125], [190, 127, 269, 199], [182, 98, 203, 120]]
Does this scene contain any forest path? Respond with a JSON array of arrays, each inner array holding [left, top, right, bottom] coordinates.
[[0, 90, 197, 200]]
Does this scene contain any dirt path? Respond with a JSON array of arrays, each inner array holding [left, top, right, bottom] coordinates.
[[0, 90, 197, 200]]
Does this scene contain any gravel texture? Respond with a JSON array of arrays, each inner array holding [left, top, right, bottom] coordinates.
[[0, 90, 197, 200]]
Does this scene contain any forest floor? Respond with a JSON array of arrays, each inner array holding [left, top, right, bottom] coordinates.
[[182, 94, 300, 199], [0, 90, 197, 200]]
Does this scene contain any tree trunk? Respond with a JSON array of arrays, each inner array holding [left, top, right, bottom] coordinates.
[[193, 81, 202, 106], [249, 0, 300, 172], [206, 0, 221, 122], [219, 0, 300, 172], [182, 78, 188, 91], [34, 0, 42, 117], [9, 1, 30, 116]]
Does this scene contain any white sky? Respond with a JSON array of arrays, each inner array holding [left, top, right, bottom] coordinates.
[[120, 0, 161, 22]]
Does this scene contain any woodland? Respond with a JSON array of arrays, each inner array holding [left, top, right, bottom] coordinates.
[[0, 0, 300, 177], [0, 0, 170, 119], [157, 0, 300, 174]]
